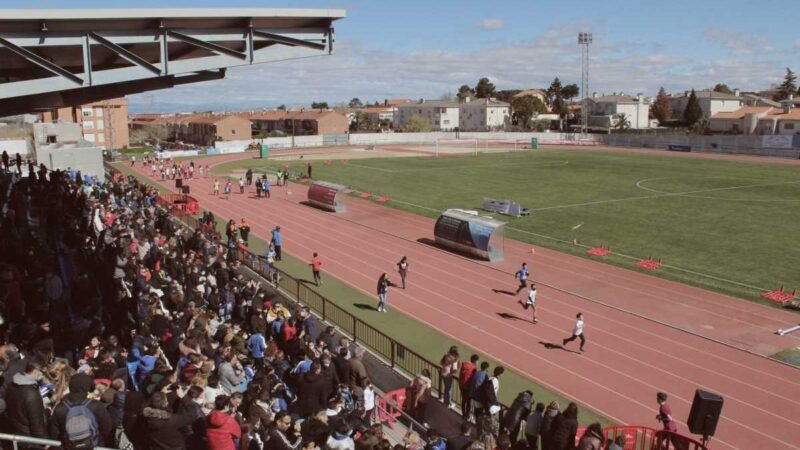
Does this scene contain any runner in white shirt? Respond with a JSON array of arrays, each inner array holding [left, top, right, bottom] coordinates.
[[518, 283, 538, 323], [562, 313, 586, 352]]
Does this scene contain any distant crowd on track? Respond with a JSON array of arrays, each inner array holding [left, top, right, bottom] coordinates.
[[118, 155, 684, 450]]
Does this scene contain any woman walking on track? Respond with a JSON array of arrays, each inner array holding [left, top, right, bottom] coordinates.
[[518, 283, 538, 323], [376, 273, 396, 312], [397, 256, 409, 289], [514, 262, 529, 294], [310, 252, 322, 286], [562, 313, 586, 352], [656, 392, 679, 448]]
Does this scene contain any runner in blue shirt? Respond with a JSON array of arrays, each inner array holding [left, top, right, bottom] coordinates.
[[515, 262, 529, 294]]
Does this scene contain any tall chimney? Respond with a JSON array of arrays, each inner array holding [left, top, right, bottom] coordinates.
[[733, 88, 740, 97]]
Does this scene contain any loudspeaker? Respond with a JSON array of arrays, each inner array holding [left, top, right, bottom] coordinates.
[[175, 178, 183, 188], [687, 389, 724, 437], [181, 185, 190, 194]]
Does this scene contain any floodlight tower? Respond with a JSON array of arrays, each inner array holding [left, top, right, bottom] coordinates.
[[578, 32, 592, 135]]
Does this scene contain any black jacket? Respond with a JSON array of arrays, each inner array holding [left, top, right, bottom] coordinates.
[[549, 414, 578, 450], [4, 372, 48, 438], [501, 391, 533, 433], [296, 372, 328, 417], [49, 392, 113, 446], [140, 406, 194, 450], [446, 434, 473, 450]]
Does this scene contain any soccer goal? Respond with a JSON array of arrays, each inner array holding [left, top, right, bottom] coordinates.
[[435, 138, 479, 157], [477, 139, 531, 154]]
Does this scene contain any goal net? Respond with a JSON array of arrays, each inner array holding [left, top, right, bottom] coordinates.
[[477, 139, 531, 154], [435, 138, 478, 156]]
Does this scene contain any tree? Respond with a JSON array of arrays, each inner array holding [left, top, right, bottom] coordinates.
[[348, 111, 373, 132], [774, 68, 797, 101], [349, 98, 363, 108], [546, 78, 563, 107], [311, 101, 328, 109], [651, 87, 673, 124], [495, 90, 522, 103], [613, 113, 631, 130], [684, 89, 703, 125], [404, 114, 432, 132], [457, 85, 474, 101], [561, 84, 580, 103], [474, 78, 496, 98], [440, 92, 455, 102], [277, 104, 286, 110], [511, 96, 549, 129], [713, 83, 733, 94]]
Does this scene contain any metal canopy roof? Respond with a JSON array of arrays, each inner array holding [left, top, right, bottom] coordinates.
[[0, 8, 346, 115]]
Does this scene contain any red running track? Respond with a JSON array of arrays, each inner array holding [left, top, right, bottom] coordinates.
[[130, 155, 800, 450]]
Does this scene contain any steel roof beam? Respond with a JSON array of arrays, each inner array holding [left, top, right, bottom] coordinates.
[[0, 37, 83, 85], [252, 30, 325, 51], [166, 30, 247, 60], [89, 32, 162, 75]]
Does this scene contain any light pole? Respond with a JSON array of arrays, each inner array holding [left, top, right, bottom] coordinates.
[[578, 32, 592, 135]]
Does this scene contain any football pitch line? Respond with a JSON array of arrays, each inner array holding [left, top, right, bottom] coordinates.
[[528, 178, 800, 212]]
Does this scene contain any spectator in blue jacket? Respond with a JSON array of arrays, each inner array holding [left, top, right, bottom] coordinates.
[[271, 226, 283, 261]]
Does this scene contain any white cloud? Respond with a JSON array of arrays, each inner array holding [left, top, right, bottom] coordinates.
[[129, 24, 790, 112], [704, 27, 775, 55], [479, 19, 505, 31]]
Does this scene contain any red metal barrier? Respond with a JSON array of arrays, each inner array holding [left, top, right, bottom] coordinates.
[[374, 388, 407, 429], [155, 193, 199, 215], [596, 426, 707, 450]]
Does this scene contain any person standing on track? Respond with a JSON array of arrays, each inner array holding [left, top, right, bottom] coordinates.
[[518, 283, 538, 323], [271, 226, 282, 261], [239, 177, 245, 194], [375, 273, 396, 312], [514, 262, 529, 294], [656, 392, 679, 448], [224, 180, 232, 199], [310, 252, 322, 286], [213, 179, 220, 196], [255, 177, 262, 198], [562, 313, 586, 352], [396, 256, 409, 289], [263, 176, 271, 198], [307, 162, 313, 179]]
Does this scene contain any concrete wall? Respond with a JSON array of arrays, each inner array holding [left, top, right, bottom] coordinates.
[[607, 134, 800, 159], [37, 146, 105, 180], [0, 139, 31, 156]]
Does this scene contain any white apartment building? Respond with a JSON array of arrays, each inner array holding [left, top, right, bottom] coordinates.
[[587, 94, 652, 129], [669, 90, 743, 120], [394, 101, 460, 131], [459, 98, 510, 131]]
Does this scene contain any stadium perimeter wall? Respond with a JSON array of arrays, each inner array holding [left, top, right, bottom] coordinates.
[[608, 134, 800, 159], [214, 132, 604, 153]]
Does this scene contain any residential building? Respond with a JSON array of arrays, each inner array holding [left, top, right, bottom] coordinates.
[[741, 94, 780, 108], [709, 107, 775, 134], [32, 122, 104, 179], [363, 107, 394, 123], [709, 99, 800, 135], [668, 90, 743, 120], [512, 89, 550, 110], [587, 93, 651, 129], [384, 99, 412, 107], [249, 110, 348, 136], [40, 97, 130, 149], [394, 100, 460, 131], [459, 98, 510, 131]]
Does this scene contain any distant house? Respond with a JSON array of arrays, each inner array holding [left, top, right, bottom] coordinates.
[[669, 89, 743, 120], [384, 98, 412, 107], [459, 98, 510, 131], [249, 110, 348, 136], [394, 100, 460, 131], [363, 106, 394, 123], [180, 115, 251, 146], [512, 89, 550, 110], [709, 99, 800, 135], [586, 93, 651, 129]]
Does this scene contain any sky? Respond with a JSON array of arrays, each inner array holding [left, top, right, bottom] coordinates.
[[8, 0, 799, 112]]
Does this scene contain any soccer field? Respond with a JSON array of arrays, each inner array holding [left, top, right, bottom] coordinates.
[[213, 148, 800, 304]]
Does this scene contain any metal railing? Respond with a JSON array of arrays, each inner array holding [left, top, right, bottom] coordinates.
[[0, 433, 118, 450]]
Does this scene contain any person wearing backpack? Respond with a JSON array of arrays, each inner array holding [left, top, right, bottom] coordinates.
[[49, 373, 112, 448]]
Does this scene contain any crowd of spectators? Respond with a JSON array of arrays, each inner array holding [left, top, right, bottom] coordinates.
[[0, 167, 390, 450]]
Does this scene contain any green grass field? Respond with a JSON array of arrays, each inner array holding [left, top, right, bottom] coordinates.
[[213, 149, 800, 305]]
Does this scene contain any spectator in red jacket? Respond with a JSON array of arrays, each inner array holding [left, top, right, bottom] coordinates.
[[206, 395, 241, 450], [458, 354, 479, 420]]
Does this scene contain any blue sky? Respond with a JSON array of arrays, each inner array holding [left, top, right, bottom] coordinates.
[[8, 0, 798, 111]]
